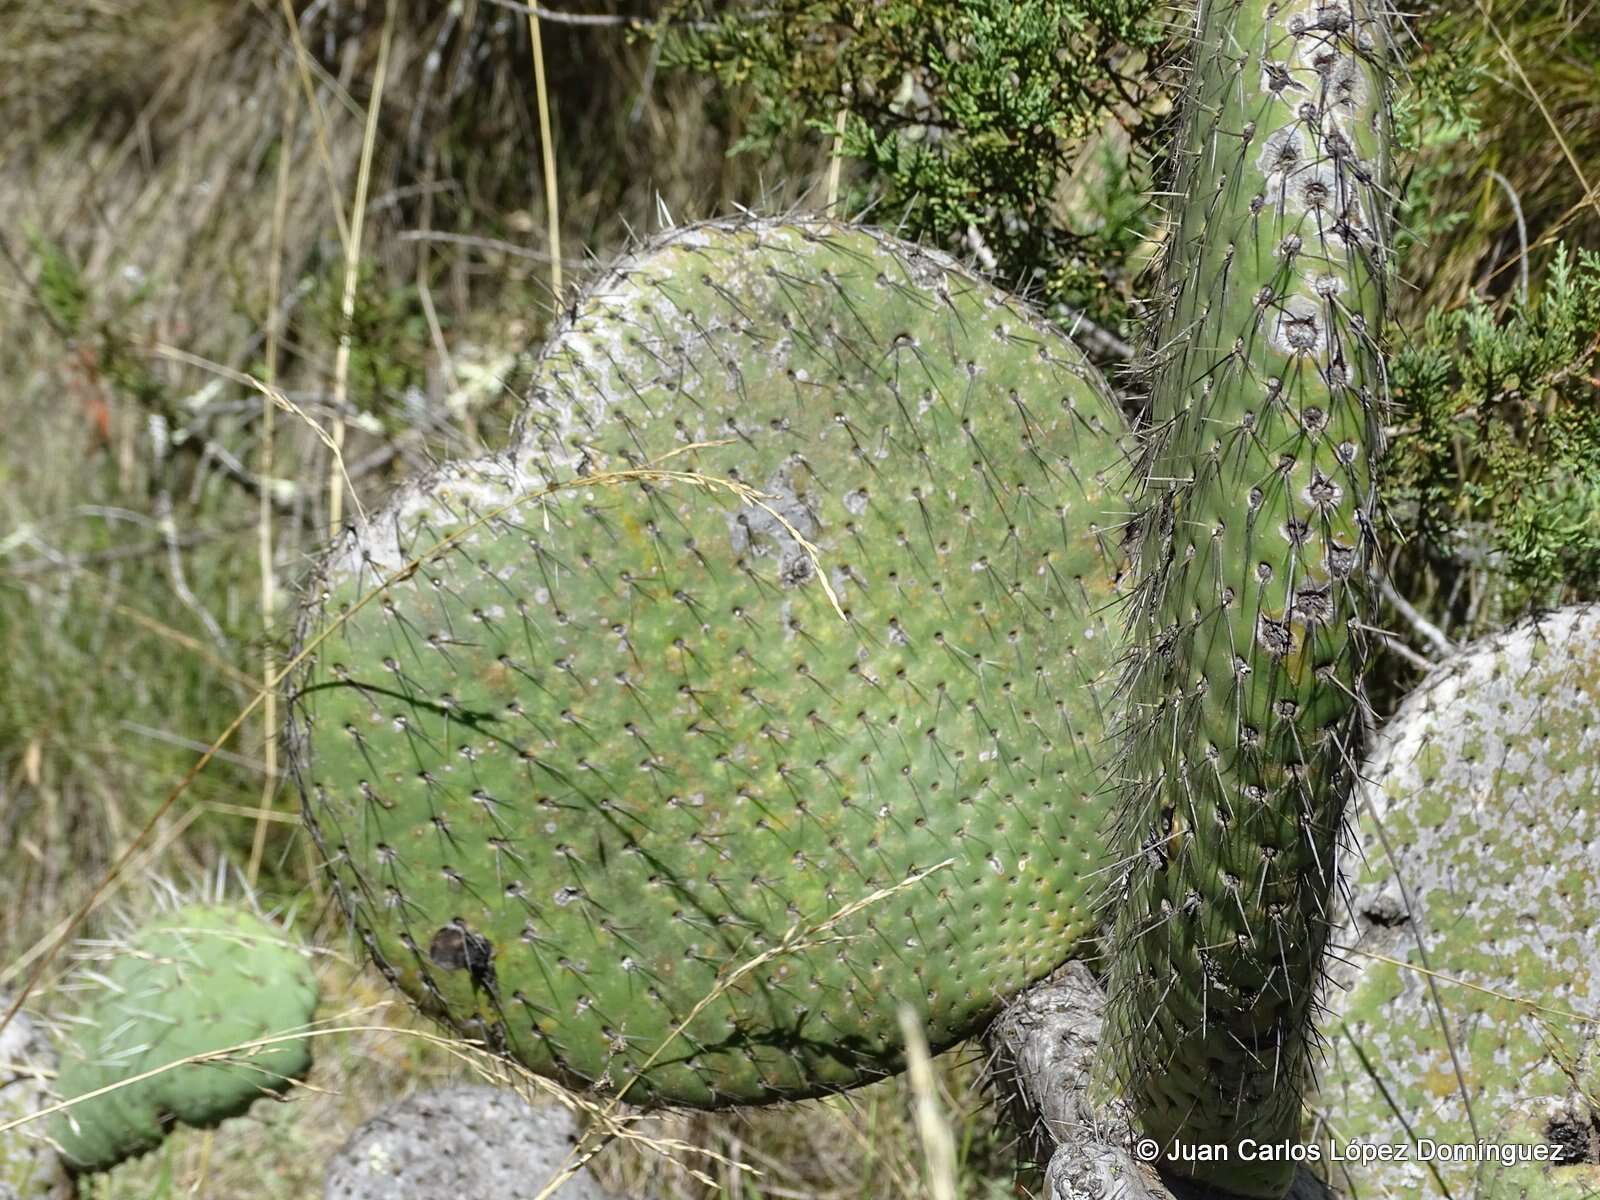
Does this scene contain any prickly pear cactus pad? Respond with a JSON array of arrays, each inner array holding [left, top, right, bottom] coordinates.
[[1316, 605, 1600, 1199], [49, 904, 318, 1174], [1100, 1, 1393, 1194], [1473, 1098, 1600, 1200], [289, 217, 1132, 1106]]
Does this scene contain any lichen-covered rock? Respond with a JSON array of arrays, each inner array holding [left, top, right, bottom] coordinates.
[[0, 1001, 73, 1200], [1316, 605, 1600, 1197], [323, 1086, 618, 1200], [290, 217, 1132, 1107], [50, 904, 319, 1173]]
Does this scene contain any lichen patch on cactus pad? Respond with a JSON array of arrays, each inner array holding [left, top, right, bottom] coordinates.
[[1317, 605, 1600, 1198], [290, 219, 1132, 1106]]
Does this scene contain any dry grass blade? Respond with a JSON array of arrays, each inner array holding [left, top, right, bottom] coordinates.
[[527, 8, 563, 299], [1473, 0, 1600, 227], [247, 67, 301, 889], [532, 860, 958, 1200], [273, 0, 353, 253], [327, 0, 396, 538], [898, 1006, 958, 1200], [1341, 948, 1600, 1026]]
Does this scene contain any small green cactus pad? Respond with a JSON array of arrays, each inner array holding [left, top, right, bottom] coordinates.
[[1316, 605, 1600, 1197], [49, 905, 318, 1174], [1, 999, 74, 1199], [290, 217, 1132, 1106]]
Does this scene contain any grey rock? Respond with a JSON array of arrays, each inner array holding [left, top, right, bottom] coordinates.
[[0, 999, 74, 1200], [324, 1086, 619, 1200]]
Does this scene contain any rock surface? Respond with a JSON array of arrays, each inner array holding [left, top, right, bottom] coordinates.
[[990, 964, 1332, 1200], [324, 1086, 619, 1200], [0, 1000, 74, 1200]]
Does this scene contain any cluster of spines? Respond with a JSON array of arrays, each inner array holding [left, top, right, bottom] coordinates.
[[1099, 1, 1394, 1195]]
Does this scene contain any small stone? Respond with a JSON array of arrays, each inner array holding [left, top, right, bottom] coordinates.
[[324, 1087, 621, 1200], [0, 999, 74, 1200]]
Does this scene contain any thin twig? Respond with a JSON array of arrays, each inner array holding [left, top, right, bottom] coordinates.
[[1, 525, 256, 577], [825, 106, 848, 213], [1061, 304, 1135, 361], [527, 8, 564, 301], [117, 722, 274, 776], [1487, 169, 1529, 305], [1379, 576, 1456, 659], [328, 1, 396, 537], [482, 0, 646, 25], [479, 0, 773, 27], [156, 492, 229, 650], [250, 71, 300, 888], [395, 229, 584, 267], [1352, 620, 1436, 674]]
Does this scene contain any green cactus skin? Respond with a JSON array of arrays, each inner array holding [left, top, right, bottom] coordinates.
[[1317, 606, 1600, 1199], [49, 905, 318, 1174], [1099, 1, 1393, 1194], [1475, 1100, 1600, 1200], [289, 218, 1132, 1106]]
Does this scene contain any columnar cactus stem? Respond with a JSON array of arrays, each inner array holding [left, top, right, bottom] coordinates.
[[1100, 2, 1393, 1195]]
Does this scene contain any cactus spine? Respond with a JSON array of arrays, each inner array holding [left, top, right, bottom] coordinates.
[[1100, 1, 1392, 1194], [290, 220, 1132, 1106]]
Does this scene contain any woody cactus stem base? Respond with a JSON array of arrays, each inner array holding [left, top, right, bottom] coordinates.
[[1101, 1, 1392, 1196], [290, 219, 1132, 1106]]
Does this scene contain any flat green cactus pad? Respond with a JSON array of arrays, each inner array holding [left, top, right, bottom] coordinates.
[[290, 217, 1132, 1105], [50, 904, 318, 1174], [1316, 605, 1600, 1196], [1473, 1098, 1600, 1200]]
